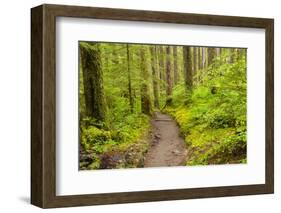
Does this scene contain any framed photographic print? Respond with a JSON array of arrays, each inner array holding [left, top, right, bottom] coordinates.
[[31, 4, 274, 208]]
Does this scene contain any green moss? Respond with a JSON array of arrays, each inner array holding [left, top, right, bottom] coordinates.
[[88, 158, 101, 169], [82, 126, 111, 145], [80, 113, 150, 169], [188, 128, 234, 148], [165, 54, 247, 165]]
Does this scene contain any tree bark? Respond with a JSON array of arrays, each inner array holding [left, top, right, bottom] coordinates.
[[230, 48, 236, 63], [166, 46, 172, 98], [193, 47, 197, 74], [158, 46, 166, 91], [173, 46, 179, 85], [80, 42, 106, 122], [208, 47, 216, 66], [196, 47, 199, 72], [140, 47, 152, 115], [216, 48, 221, 61], [199, 47, 203, 70], [202, 47, 207, 68], [237, 48, 246, 60], [150, 46, 160, 108], [183, 46, 193, 90], [111, 45, 119, 65], [126, 44, 134, 112]]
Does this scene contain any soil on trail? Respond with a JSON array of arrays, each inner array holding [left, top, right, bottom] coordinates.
[[144, 112, 188, 167]]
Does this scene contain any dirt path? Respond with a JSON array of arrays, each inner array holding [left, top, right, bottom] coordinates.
[[144, 112, 188, 167]]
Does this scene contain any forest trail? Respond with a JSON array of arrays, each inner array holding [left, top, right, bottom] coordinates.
[[144, 112, 188, 167]]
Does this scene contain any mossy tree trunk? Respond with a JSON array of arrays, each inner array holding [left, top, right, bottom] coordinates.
[[173, 46, 179, 85], [80, 42, 106, 122], [158, 46, 166, 92], [208, 47, 216, 66], [216, 48, 221, 58], [192, 47, 197, 74], [195, 47, 199, 83], [166, 46, 173, 102], [183, 46, 193, 90], [198, 47, 203, 70], [126, 44, 134, 112], [150, 46, 160, 109], [111, 45, 119, 65], [140, 47, 152, 115], [202, 47, 207, 68], [230, 48, 237, 63], [237, 48, 246, 61]]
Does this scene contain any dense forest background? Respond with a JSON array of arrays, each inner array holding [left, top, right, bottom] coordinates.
[[79, 41, 247, 170]]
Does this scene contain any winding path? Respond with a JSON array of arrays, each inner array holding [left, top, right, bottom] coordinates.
[[144, 112, 188, 167]]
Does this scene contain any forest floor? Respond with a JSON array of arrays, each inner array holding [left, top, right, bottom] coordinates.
[[144, 112, 188, 167]]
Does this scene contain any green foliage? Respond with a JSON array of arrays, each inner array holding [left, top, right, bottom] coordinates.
[[81, 126, 111, 150], [166, 50, 247, 165], [79, 42, 154, 169], [80, 112, 150, 169], [79, 41, 247, 169]]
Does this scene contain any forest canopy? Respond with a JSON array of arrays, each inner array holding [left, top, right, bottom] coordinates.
[[79, 41, 247, 170]]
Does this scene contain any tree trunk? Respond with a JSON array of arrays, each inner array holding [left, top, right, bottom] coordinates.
[[196, 47, 199, 72], [111, 45, 119, 65], [230, 48, 236, 63], [202, 47, 207, 68], [183, 46, 193, 90], [216, 48, 221, 61], [208, 47, 216, 66], [126, 44, 134, 112], [193, 47, 197, 74], [199, 47, 203, 70], [140, 47, 152, 115], [158, 46, 165, 91], [237, 48, 245, 60], [80, 42, 106, 122], [150, 46, 160, 108], [173, 46, 179, 85], [166, 46, 173, 102]]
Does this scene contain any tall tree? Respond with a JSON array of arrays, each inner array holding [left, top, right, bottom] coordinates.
[[202, 47, 207, 68], [230, 48, 237, 63], [173, 46, 179, 85], [193, 47, 197, 74], [208, 47, 216, 66], [196, 48, 200, 73], [139, 47, 152, 115], [216, 48, 221, 57], [111, 45, 119, 65], [198, 47, 203, 70], [150, 46, 160, 108], [80, 42, 106, 121], [126, 44, 134, 112], [166, 46, 173, 100], [158, 46, 166, 91], [237, 48, 245, 60], [223, 48, 231, 64], [183, 46, 193, 90]]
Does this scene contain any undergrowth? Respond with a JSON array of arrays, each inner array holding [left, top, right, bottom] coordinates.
[[80, 112, 150, 169], [165, 53, 247, 165]]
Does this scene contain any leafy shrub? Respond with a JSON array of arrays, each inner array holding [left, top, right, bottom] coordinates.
[[166, 52, 247, 165], [82, 126, 111, 145], [80, 112, 150, 169]]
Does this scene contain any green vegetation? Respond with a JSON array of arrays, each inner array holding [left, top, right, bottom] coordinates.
[[79, 42, 153, 169], [80, 114, 149, 169], [165, 49, 247, 165], [79, 41, 247, 169]]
